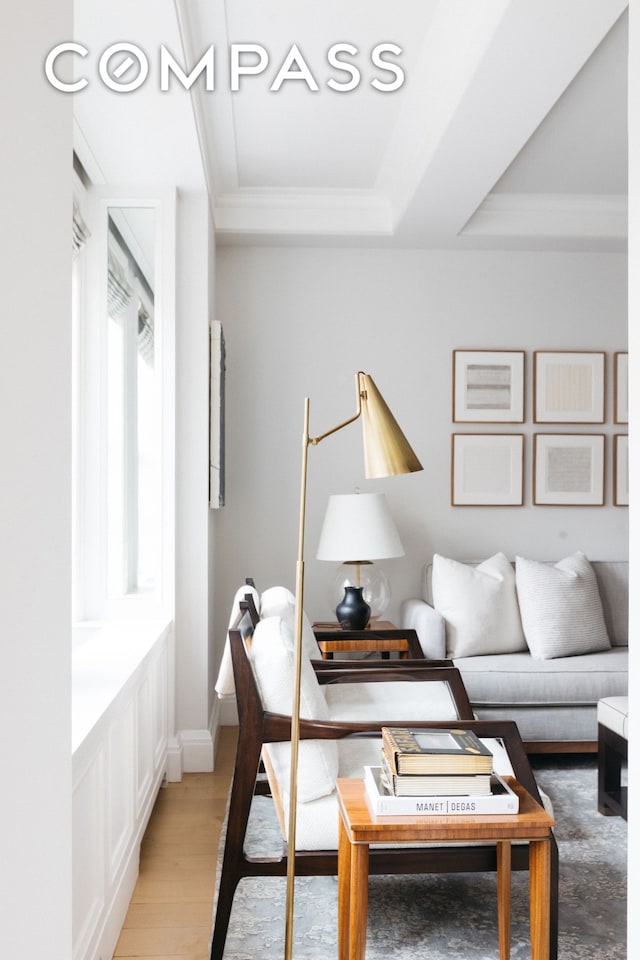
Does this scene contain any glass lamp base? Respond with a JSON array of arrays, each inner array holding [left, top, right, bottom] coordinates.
[[327, 561, 391, 622]]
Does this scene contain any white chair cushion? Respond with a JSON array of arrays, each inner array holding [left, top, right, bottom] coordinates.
[[259, 585, 295, 615], [325, 680, 461, 723], [260, 585, 320, 661], [516, 552, 611, 660], [250, 616, 338, 803], [597, 696, 628, 739], [431, 552, 527, 658], [287, 737, 518, 850], [214, 583, 261, 699]]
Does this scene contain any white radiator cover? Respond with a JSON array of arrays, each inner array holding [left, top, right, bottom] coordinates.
[[72, 623, 171, 960]]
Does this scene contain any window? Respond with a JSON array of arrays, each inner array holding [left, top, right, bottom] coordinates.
[[106, 220, 160, 598], [72, 180, 175, 623]]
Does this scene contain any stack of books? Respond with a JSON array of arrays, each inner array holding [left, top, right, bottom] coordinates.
[[364, 727, 519, 816]]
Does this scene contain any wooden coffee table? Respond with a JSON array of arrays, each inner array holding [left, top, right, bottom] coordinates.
[[312, 621, 423, 660], [336, 777, 555, 960]]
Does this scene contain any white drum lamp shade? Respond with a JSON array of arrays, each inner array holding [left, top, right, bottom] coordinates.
[[316, 492, 404, 621]]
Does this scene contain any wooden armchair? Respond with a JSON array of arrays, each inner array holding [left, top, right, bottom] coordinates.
[[210, 601, 559, 960]]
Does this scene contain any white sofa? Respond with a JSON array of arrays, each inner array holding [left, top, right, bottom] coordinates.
[[400, 553, 629, 751]]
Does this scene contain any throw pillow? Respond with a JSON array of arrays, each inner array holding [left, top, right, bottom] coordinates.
[[250, 616, 339, 802], [431, 553, 527, 658], [515, 552, 611, 660]]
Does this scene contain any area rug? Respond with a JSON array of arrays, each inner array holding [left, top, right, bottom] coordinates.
[[214, 756, 627, 959]]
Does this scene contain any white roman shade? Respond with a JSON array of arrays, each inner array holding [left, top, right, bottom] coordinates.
[[108, 242, 154, 366], [72, 200, 90, 257]]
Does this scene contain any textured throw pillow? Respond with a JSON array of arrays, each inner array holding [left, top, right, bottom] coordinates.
[[515, 552, 611, 660], [250, 616, 338, 802], [431, 553, 526, 658]]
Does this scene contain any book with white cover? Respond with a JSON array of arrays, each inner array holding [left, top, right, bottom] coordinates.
[[364, 766, 520, 817], [380, 751, 493, 796]]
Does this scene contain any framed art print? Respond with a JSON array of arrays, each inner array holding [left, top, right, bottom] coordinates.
[[614, 434, 628, 506], [453, 350, 524, 423], [451, 434, 524, 506], [534, 351, 605, 423], [533, 434, 605, 505], [614, 352, 628, 424]]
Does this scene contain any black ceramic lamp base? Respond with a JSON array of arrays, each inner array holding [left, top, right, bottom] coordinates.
[[335, 585, 371, 630]]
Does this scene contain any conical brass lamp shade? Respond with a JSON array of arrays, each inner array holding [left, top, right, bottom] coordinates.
[[359, 373, 423, 478]]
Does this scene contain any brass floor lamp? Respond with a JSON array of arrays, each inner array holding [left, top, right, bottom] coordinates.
[[285, 371, 423, 959]]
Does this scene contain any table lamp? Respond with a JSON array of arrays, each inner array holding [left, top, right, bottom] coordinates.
[[316, 492, 404, 628], [285, 371, 422, 960]]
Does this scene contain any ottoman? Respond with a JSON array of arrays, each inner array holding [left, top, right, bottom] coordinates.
[[597, 696, 628, 819]]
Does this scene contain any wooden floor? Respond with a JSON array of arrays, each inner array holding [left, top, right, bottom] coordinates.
[[113, 726, 238, 960]]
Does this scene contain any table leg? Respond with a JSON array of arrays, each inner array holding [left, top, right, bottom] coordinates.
[[529, 839, 551, 960], [349, 843, 369, 960], [337, 817, 351, 960], [496, 841, 511, 960]]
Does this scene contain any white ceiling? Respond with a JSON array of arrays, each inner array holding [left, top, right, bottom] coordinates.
[[73, 0, 628, 251]]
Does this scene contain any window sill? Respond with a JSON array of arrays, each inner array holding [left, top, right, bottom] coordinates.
[[72, 616, 172, 755]]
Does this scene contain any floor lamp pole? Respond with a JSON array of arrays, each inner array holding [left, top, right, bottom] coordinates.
[[284, 396, 310, 960], [282, 373, 422, 958]]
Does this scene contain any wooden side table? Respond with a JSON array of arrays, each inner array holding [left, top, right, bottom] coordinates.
[[312, 621, 423, 660], [336, 777, 555, 960]]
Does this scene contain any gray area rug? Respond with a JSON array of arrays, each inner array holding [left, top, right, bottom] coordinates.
[[215, 756, 627, 958]]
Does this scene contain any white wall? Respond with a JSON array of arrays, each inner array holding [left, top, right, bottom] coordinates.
[[175, 190, 218, 770], [626, 0, 638, 948], [215, 246, 628, 649], [0, 1, 73, 957]]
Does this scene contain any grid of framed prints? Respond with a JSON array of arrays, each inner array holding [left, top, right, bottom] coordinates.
[[451, 349, 627, 507]]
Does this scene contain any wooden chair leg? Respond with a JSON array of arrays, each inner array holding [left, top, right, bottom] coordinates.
[[210, 737, 264, 960]]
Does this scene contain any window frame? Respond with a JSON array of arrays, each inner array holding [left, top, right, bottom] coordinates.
[[73, 184, 176, 623]]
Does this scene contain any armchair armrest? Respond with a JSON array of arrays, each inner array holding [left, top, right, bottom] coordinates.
[[313, 662, 461, 688], [399, 598, 447, 658], [265, 714, 543, 807], [311, 657, 452, 672], [312, 662, 473, 724]]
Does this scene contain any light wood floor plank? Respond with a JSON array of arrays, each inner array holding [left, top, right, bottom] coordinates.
[[113, 726, 237, 959]]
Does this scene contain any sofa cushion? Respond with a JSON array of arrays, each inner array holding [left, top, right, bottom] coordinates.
[[250, 616, 338, 803], [431, 552, 527, 658], [592, 561, 628, 646], [454, 647, 628, 706], [516, 553, 611, 660]]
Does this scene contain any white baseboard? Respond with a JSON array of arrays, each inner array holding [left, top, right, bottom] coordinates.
[[218, 698, 238, 726], [166, 701, 235, 781], [178, 728, 214, 773], [165, 736, 184, 782]]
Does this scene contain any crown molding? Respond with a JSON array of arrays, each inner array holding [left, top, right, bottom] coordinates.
[[213, 189, 392, 238], [462, 192, 627, 243]]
